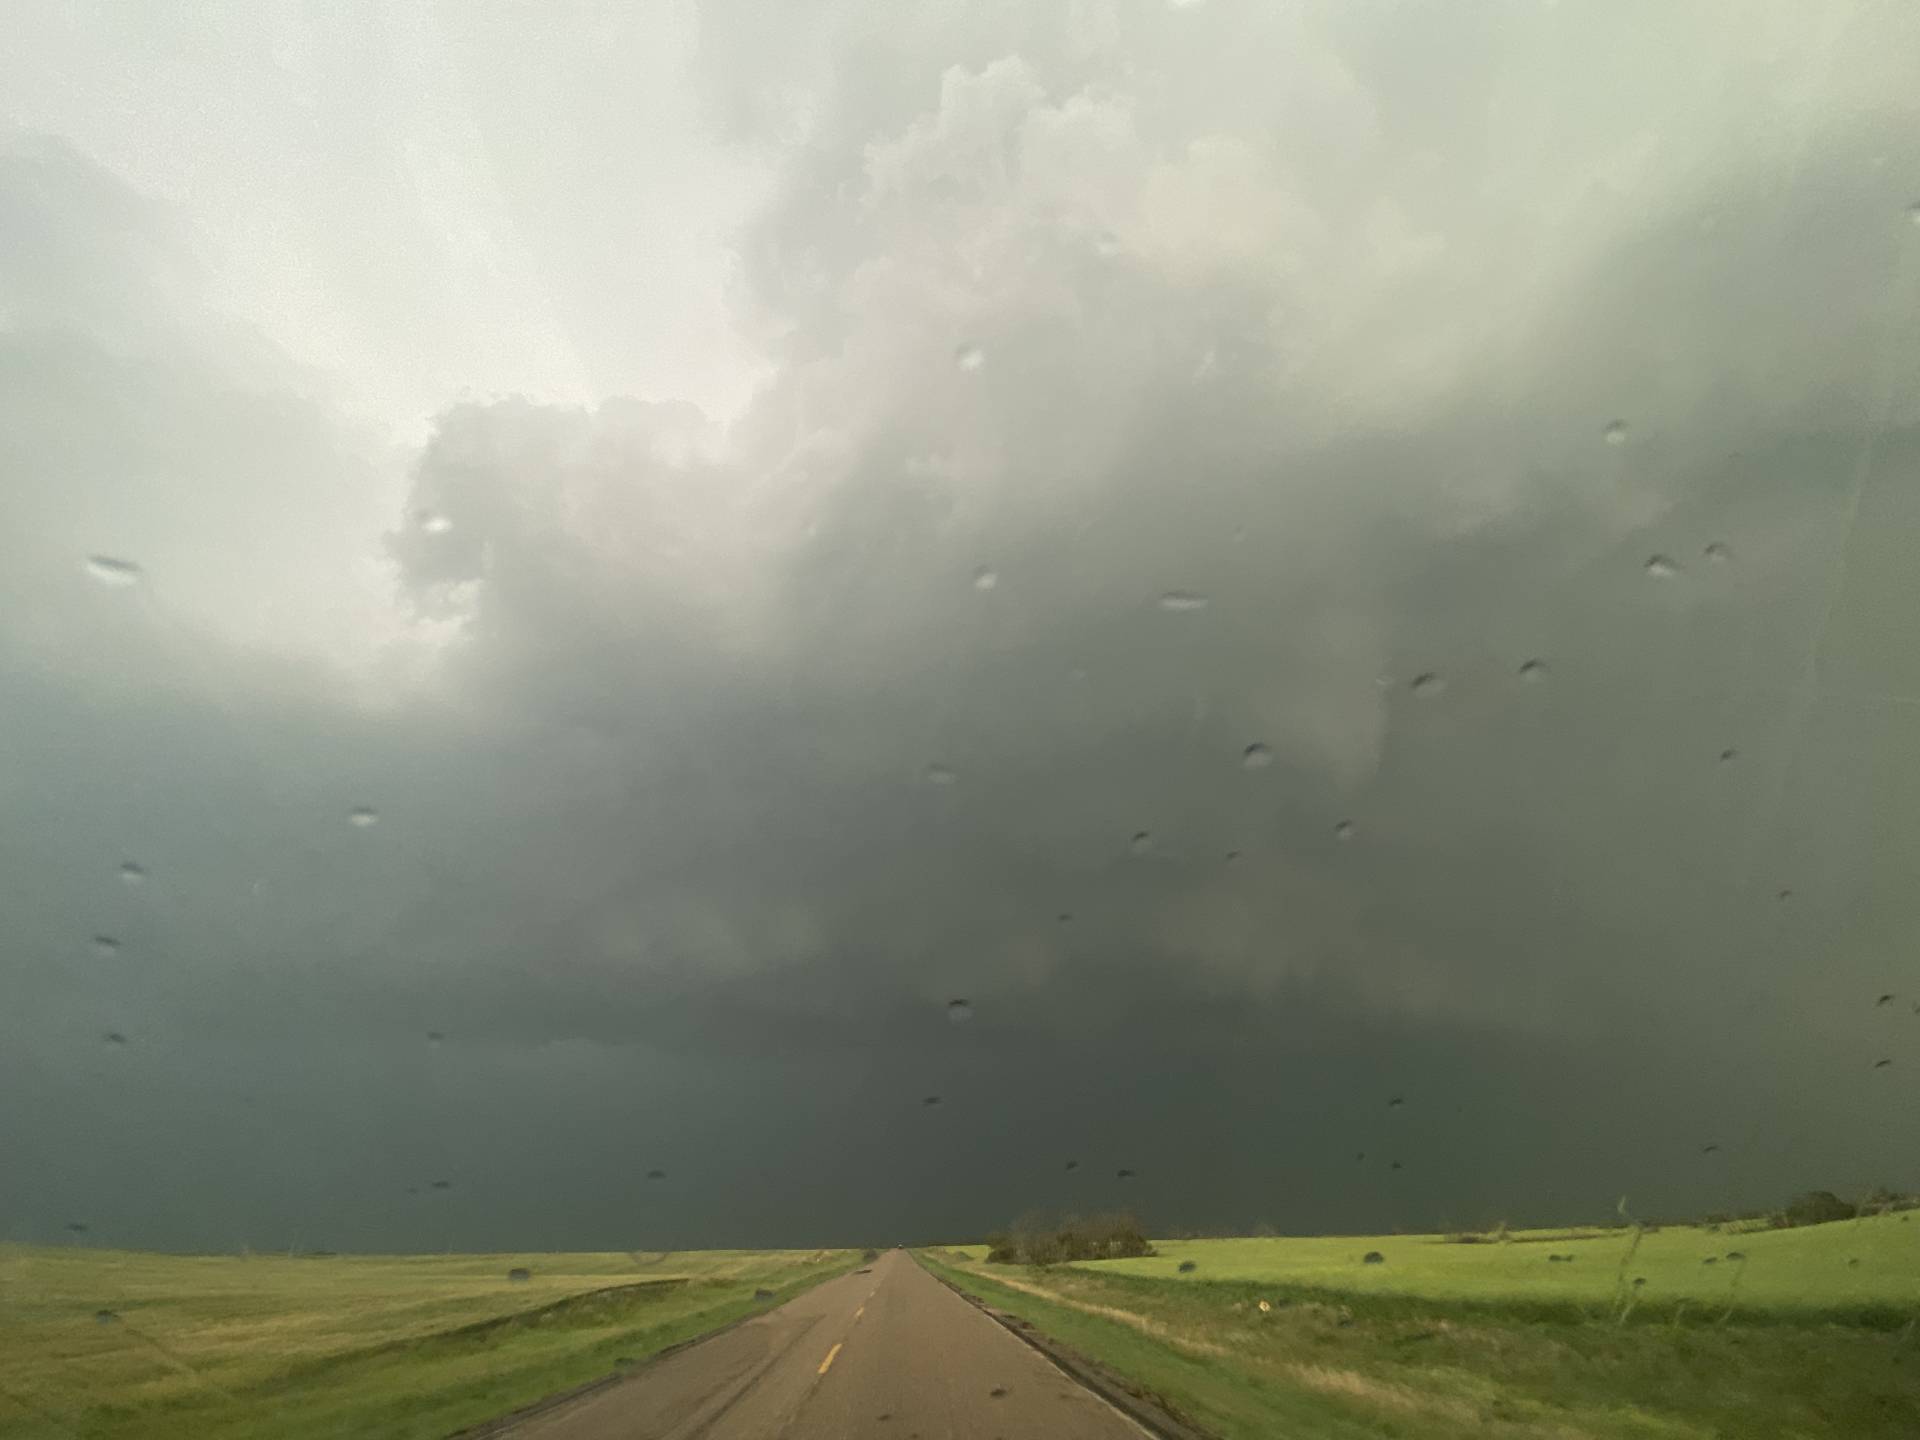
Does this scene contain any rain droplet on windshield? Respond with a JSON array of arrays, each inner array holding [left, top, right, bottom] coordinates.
[[1129, 831, 1153, 856], [1410, 672, 1445, 698], [954, 342, 985, 371], [1334, 820, 1356, 841], [646, 1169, 667, 1181], [507, 1267, 531, 1282], [84, 555, 143, 587], [922, 1095, 942, 1106], [1719, 747, 1739, 763], [1241, 743, 1274, 770], [1518, 658, 1548, 683], [1645, 555, 1679, 579], [348, 807, 380, 828], [1603, 420, 1629, 445], [1057, 912, 1073, 925], [430, 1179, 452, 1190], [1875, 994, 1894, 1007], [426, 1031, 444, 1044], [1064, 1159, 1080, 1171], [419, 511, 454, 535], [94, 1309, 119, 1325], [947, 998, 974, 1024], [1873, 1058, 1892, 1069], [1907, 201, 1920, 227], [1703, 541, 1731, 563], [1387, 1094, 1405, 1108], [1157, 591, 1208, 612], [972, 567, 998, 591], [103, 1031, 128, 1046], [117, 861, 147, 886], [924, 764, 958, 786], [1116, 1168, 1136, 1179], [92, 936, 121, 957]]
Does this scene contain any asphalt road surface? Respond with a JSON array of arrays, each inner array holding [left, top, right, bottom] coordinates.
[[503, 1249, 1148, 1439]]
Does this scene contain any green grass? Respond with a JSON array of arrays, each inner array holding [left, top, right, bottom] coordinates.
[[0, 1245, 859, 1440], [919, 1214, 1920, 1440], [1091, 1212, 1920, 1314]]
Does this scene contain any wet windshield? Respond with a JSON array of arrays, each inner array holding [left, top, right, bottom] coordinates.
[[3, 5, 1917, 1439]]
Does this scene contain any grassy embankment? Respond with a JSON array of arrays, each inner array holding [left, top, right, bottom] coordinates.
[[0, 1245, 858, 1440], [922, 1212, 1920, 1439]]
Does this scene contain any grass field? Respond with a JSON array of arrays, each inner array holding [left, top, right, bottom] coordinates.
[[0, 1245, 859, 1440], [921, 1213, 1920, 1439]]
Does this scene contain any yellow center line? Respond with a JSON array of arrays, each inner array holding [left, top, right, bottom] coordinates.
[[817, 1342, 843, 1376]]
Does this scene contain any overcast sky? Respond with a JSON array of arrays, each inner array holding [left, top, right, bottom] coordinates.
[[4, 1, 1919, 1253]]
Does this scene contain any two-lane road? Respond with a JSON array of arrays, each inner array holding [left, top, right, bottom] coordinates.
[[504, 1249, 1147, 1439]]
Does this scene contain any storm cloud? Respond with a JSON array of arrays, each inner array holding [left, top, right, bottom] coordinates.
[[3, 1, 1918, 1252]]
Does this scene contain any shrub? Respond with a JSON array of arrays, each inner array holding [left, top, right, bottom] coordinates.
[[1781, 1191, 1858, 1228], [984, 1210, 1155, 1266]]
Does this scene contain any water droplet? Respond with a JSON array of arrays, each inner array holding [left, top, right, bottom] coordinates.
[[103, 1031, 128, 1046], [1057, 912, 1073, 925], [1776, 887, 1793, 902], [1129, 831, 1153, 856], [429, 1179, 451, 1190], [1517, 658, 1548, 683], [426, 1031, 444, 1045], [1093, 230, 1123, 258], [924, 764, 957, 786], [1410, 672, 1445, 698], [92, 936, 120, 958], [348, 807, 380, 828], [1603, 420, 1629, 445], [507, 1267, 531, 1282], [1241, 743, 1274, 770], [1390, 1160, 1403, 1171], [1224, 849, 1243, 864], [922, 1094, 942, 1106], [117, 861, 147, 886], [1876, 994, 1894, 1008], [64, 1222, 88, 1234], [419, 511, 453, 535], [1178, 1260, 1197, 1273], [1362, 1251, 1385, 1265], [954, 342, 985, 371], [1116, 1168, 1136, 1179], [1645, 554, 1679, 579], [1719, 747, 1739, 763], [1334, 820, 1356, 841], [1703, 541, 1731, 563], [94, 1309, 119, 1325], [971, 567, 998, 591], [1157, 591, 1208, 612], [1873, 1058, 1892, 1069], [1064, 1159, 1079, 1171], [1908, 201, 1920, 227], [1387, 1094, 1405, 1109], [989, 1386, 1009, 1399], [646, 1169, 667, 1181], [84, 555, 142, 587], [947, 998, 974, 1024]]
